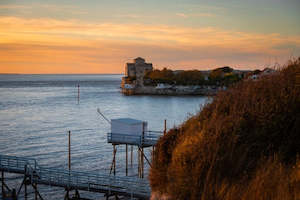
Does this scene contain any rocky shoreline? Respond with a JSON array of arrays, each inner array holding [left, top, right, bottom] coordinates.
[[121, 85, 226, 95]]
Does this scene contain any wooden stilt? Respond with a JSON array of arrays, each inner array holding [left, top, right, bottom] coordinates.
[[64, 189, 69, 200], [24, 179, 27, 200], [141, 147, 144, 178], [138, 147, 152, 167], [31, 183, 44, 200], [75, 190, 80, 198], [113, 145, 116, 176], [109, 144, 117, 175], [137, 149, 140, 178], [0, 172, 12, 198], [1, 171, 4, 198], [21, 165, 27, 200], [12, 189, 16, 200], [35, 183, 38, 200], [138, 149, 142, 178], [126, 144, 128, 176], [17, 176, 26, 196], [140, 148, 142, 178]]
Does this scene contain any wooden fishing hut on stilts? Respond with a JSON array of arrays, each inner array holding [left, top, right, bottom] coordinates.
[[107, 118, 165, 178]]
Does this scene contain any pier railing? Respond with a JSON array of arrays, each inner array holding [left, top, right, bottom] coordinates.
[[0, 154, 38, 173], [0, 154, 151, 199], [107, 131, 162, 146]]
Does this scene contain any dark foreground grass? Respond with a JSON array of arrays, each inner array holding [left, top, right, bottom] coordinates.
[[149, 58, 300, 200]]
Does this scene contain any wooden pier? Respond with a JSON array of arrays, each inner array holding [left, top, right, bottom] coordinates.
[[0, 119, 166, 199], [0, 154, 151, 200]]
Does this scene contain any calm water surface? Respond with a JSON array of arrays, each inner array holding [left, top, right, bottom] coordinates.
[[0, 74, 208, 199]]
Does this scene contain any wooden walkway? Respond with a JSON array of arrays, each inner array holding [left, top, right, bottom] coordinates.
[[0, 154, 151, 199]]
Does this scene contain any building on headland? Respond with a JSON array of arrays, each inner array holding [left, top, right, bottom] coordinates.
[[122, 57, 153, 90], [126, 57, 153, 78], [121, 58, 260, 95]]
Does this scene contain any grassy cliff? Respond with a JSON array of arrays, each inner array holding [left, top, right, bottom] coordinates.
[[149, 58, 300, 200]]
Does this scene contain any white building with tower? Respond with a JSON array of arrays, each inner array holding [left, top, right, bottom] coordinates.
[[123, 57, 153, 87], [125, 57, 153, 78]]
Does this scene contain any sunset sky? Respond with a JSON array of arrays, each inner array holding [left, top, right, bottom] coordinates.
[[0, 0, 300, 74]]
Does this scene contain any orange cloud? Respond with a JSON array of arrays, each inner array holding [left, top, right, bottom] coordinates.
[[0, 17, 299, 73], [176, 12, 214, 18]]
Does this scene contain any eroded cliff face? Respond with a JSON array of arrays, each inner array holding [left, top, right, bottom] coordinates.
[[149, 59, 300, 200]]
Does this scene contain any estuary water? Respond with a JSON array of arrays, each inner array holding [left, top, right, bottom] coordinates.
[[0, 74, 208, 199]]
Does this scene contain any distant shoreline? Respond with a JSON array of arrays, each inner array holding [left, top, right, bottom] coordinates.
[[121, 85, 224, 96], [0, 73, 124, 75]]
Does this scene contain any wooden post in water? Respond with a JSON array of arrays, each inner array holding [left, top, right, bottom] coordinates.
[[24, 165, 28, 200], [68, 130, 71, 171], [65, 130, 71, 200], [126, 144, 128, 176], [77, 84, 80, 104], [141, 122, 145, 178], [130, 145, 133, 168]]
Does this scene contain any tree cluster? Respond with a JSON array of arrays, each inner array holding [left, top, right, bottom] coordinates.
[[144, 67, 242, 86]]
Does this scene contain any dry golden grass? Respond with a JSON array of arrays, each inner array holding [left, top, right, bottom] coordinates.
[[150, 58, 300, 200]]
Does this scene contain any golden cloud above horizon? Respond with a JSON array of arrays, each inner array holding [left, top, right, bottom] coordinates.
[[0, 17, 299, 73]]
